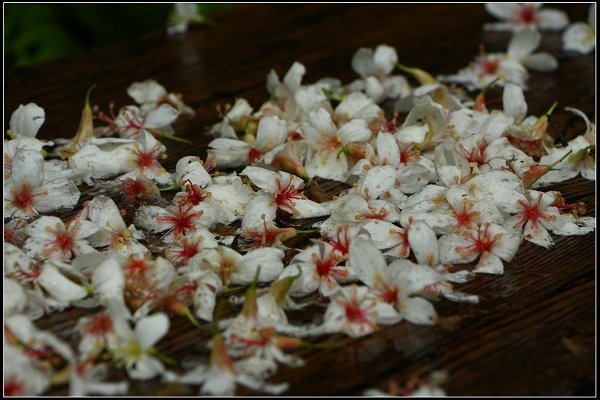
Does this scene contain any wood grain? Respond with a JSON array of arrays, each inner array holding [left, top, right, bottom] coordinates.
[[4, 4, 595, 396]]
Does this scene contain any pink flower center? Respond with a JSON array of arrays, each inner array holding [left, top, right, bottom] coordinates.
[[83, 313, 113, 336], [171, 239, 200, 265], [248, 147, 261, 164], [329, 227, 351, 256], [158, 206, 203, 237], [517, 193, 551, 230], [133, 144, 161, 171], [458, 141, 487, 165], [125, 257, 150, 280], [274, 177, 304, 212], [470, 224, 496, 254], [313, 253, 337, 277], [344, 301, 369, 324], [178, 182, 208, 206], [453, 207, 473, 228], [288, 131, 303, 141], [519, 5, 536, 24], [53, 230, 75, 253], [4, 377, 24, 396], [11, 182, 45, 214], [381, 286, 398, 304], [483, 58, 499, 75], [121, 178, 148, 201]]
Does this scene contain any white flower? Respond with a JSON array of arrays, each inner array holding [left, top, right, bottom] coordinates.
[[107, 310, 170, 380], [175, 333, 288, 395], [301, 107, 371, 181], [240, 166, 329, 222], [349, 236, 439, 325], [164, 229, 218, 266], [175, 156, 212, 188], [279, 242, 350, 297], [210, 98, 253, 139], [110, 104, 179, 139], [504, 190, 595, 248], [196, 246, 284, 286], [484, 3, 569, 32], [24, 216, 99, 262], [439, 222, 521, 275], [350, 44, 411, 103], [320, 284, 379, 338], [68, 137, 137, 183], [4, 149, 80, 220], [563, 4, 596, 54], [439, 30, 557, 90], [9, 103, 45, 138], [134, 204, 209, 242], [4, 341, 51, 395], [85, 195, 148, 255], [127, 79, 195, 115], [119, 131, 173, 186]]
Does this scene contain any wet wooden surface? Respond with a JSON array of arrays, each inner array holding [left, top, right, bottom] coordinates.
[[4, 4, 595, 396]]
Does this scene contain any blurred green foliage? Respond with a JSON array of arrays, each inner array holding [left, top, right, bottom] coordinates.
[[4, 3, 228, 68]]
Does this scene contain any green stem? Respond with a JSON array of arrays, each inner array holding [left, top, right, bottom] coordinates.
[[159, 182, 181, 192], [182, 307, 208, 331], [548, 149, 573, 169], [300, 340, 344, 349], [546, 101, 558, 116], [149, 347, 177, 366], [295, 228, 320, 235], [157, 130, 193, 145]]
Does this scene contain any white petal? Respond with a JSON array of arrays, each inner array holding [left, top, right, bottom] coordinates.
[[135, 313, 170, 349], [175, 156, 212, 188], [127, 80, 167, 105], [485, 3, 519, 19], [241, 194, 277, 229], [11, 148, 44, 188], [373, 44, 398, 75], [349, 236, 387, 287], [127, 354, 165, 380], [143, 104, 179, 129], [359, 165, 396, 200], [305, 151, 348, 182], [376, 131, 401, 168], [92, 258, 126, 306], [36, 179, 80, 214], [289, 198, 330, 219], [508, 30, 541, 60], [407, 221, 439, 266], [10, 103, 45, 138], [234, 247, 285, 284], [282, 61, 306, 92], [438, 233, 478, 264], [523, 221, 553, 248], [502, 83, 527, 122], [37, 263, 88, 303], [254, 115, 289, 152], [474, 253, 504, 275], [365, 77, 385, 102], [134, 205, 173, 233], [401, 296, 436, 325], [338, 119, 371, 144], [537, 9, 569, 31], [240, 166, 278, 192], [362, 220, 404, 249], [523, 53, 558, 72], [351, 47, 375, 78]]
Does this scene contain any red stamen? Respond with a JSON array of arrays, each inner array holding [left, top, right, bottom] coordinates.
[[158, 205, 203, 237], [519, 5, 536, 24], [344, 301, 369, 324], [248, 147, 261, 164], [83, 313, 113, 336], [4, 377, 24, 396], [274, 177, 304, 213]]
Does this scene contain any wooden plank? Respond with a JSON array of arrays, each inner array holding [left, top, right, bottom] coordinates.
[[4, 4, 595, 396]]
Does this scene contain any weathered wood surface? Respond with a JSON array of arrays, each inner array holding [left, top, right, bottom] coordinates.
[[4, 4, 595, 396]]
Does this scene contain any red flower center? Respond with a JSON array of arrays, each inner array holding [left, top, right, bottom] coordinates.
[[344, 301, 369, 324], [84, 313, 113, 336], [274, 177, 304, 212], [483, 58, 499, 75], [158, 206, 203, 237], [519, 6, 536, 24], [4, 377, 24, 396], [248, 147, 261, 164], [11, 182, 45, 213]]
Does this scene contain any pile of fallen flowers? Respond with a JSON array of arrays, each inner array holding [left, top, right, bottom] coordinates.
[[3, 4, 596, 397]]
